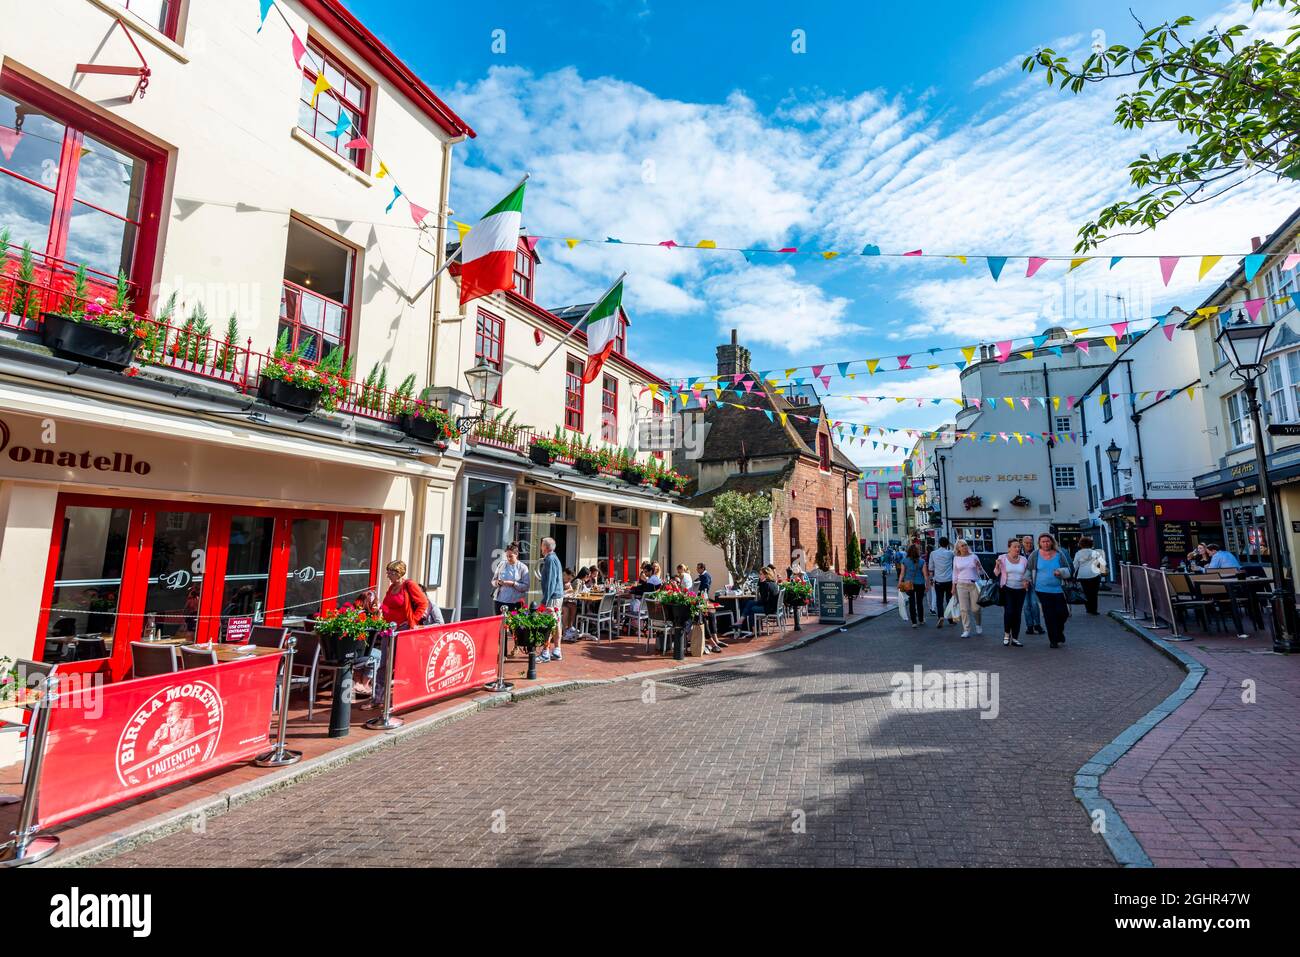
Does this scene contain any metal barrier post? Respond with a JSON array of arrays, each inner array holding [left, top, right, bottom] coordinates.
[[365, 630, 404, 730], [0, 675, 61, 867], [483, 618, 514, 693], [255, 638, 303, 768], [1118, 564, 1139, 619]]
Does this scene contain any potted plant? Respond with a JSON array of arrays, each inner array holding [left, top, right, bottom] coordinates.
[[528, 431, 569, 467], [258, 331, 349, 414], [618, 454, 652, 486], [504, 604, 558, 679], [40, 268, 149, 371], [1010, 492, 1031, 508], [312, 605, 382, 664], [781, 579, 813, 632], [841, 573, 862, 599], [399, 397, 456, 448], [655, 468, 689, 495], [572, 443, 607, 476], [647, 584, 708, 659], [963, 494, 983, 511]]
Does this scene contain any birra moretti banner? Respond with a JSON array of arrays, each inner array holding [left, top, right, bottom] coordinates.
[[36, 653, 281, 828], [388, 616, 502, 712], [459, 182, 526, 305]]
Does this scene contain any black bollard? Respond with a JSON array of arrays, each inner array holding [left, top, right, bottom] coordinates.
[[328, 651, 356, 739]]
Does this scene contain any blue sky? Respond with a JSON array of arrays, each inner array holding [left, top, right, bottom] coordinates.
[[352, 0, 1297, 466]]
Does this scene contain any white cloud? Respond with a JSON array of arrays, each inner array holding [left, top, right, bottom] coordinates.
[[702, 264, 858, 347]]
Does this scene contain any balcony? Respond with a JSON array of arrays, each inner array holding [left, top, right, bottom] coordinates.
[[0, 250, 432, 431]]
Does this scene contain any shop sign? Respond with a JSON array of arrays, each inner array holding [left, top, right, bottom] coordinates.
[[225, 617, 254, 643], [957, 473, 1037, 483], [0, 416, 151, 476], [1148, 480, 1194, 491], [389, 616, 502, 712]]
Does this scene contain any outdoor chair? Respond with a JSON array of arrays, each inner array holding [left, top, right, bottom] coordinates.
[[287, 630, 325, 720], [131, 641, 179, 678], [3, 660, 57, 786], [577, 594, 617, 642], [73, 637, 109, 661], [1166, 573, 1214, 632], [249, 625, 289, 649], [1191, 576, 1251, 636], [645, 599, 673, 653], [180, 645, 218, 669]]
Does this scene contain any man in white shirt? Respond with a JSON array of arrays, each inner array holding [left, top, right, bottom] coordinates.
[[928, 537, 955, 628], [1206, 544, 1242, 570]]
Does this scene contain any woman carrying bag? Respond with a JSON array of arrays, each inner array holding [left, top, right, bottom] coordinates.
[[952, 539, 983, 638], [994, 539, 1030, 647], [1072, 536, 1107, 615], [1027, 533, 1071, 648], [897, 544, 928, 628]]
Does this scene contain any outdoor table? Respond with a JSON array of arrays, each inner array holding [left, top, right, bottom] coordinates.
[[1190, 576, 1253, 636], [185, 643, 284, 664], [713, 594, 754, 638]]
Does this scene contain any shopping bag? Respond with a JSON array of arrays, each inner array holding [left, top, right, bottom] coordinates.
[[927, 587, 937, 614], [688, 623, 706, 656], [898, 595, 909, 622], [976, 576, 1000, 607], [944, 595, 961, 623], [1062, 579, 1086, 605]]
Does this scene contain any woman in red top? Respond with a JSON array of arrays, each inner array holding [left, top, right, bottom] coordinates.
[[381, 560, 429, 630]]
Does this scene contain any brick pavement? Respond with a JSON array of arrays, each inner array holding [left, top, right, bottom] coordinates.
[[1100, 626, 1300, 867], [98, 593, 1183, 867]]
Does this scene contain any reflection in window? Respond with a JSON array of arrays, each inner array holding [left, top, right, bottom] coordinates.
[[284, 518, 329, 620], [143, 511, 210, 639], [338, 519, 376, 605], [47, 506, 131, 643], [219, 516, 276, 636]]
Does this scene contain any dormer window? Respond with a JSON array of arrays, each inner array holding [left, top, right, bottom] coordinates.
[[818, 433, 831, 471], [613, 314, 627, 356], [513, 238, 537, 300]]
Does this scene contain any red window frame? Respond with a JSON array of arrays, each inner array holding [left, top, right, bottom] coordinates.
[[475, 309, 504, 405], [513, 241, 535, 300], [114, 0, 182, 38], [565, 356, 584, 431], [789, 518, 801, 551], [36, 494, 381, 682], [278, 218, 356, 363], [0, 70, 166, 306], [613, 316, 627, 356], [297, 38, 371, 169], [601, 374, 618, 442], [817, 433, 831, 471], [652, 397, 664, 459], [816, 508, 833, 544]]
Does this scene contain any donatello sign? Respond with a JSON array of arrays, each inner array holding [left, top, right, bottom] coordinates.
[[0, 416, 152, 476]]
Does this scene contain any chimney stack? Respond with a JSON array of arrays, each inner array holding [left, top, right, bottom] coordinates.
[[1252, 236, 1263, 251], [716, 328, 751, 376]]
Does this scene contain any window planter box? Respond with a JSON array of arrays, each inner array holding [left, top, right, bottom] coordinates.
[[399, 414, 452, 448], [258, 377, 321, 414], [656, 478, 681, 495], [620, 468, 648, 486], [528, 444, 556, 467], [574, 457, 600, 476], [40, 313, 138, 371]]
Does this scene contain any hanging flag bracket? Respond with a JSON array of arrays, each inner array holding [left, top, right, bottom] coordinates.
[[75, 17, 152, 102]]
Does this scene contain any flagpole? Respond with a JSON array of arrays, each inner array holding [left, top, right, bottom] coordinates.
[[402, 173, 530, 305], [532, 271, 627, 370]]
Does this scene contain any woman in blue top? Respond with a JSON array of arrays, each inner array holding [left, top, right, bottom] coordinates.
[[1028, 533, 1070, 648], [897, 543, 929, 628]]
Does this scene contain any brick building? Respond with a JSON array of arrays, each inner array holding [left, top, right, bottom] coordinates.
[[673, 332, 860, 579]]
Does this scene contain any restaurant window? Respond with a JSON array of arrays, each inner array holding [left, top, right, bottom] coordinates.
[[818, 433, 831, 471], [284, 517, 330, 621], [475, 309, 504, 405], [142, 510, 211, 641], [297, 39, 370, 169], [44, 505, 131, 645], [513, 240, 535, 299], [280, 219, 354, 362], [954, 525, 994, 553], [0, 84, 159, 306], [1225, 390, 1254, 448], [109, 0, 182, 37], [601, 374, 618, 443], [218, 515, 276, 638], [564, 356, 584, 431], [1054, 415, 1072, 434], [338, 519, 377, 604]]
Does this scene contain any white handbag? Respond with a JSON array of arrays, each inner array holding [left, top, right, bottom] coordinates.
[[898, 594, 909, 622], [944, 595, 961, 622]]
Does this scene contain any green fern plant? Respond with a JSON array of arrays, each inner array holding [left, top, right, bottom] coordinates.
[[216, 312, 240, 373], [58, 264, 89, 320], [13, 242, 38, 322]]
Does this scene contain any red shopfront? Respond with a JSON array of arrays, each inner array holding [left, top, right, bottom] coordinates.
[[36, 493, 381, 680]]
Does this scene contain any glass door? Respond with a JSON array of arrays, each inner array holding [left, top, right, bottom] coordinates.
[[283, 517, 329, 623], [142, 510, 211, 641], [218, 515, 276, 639], [43, 504, 131, 662]]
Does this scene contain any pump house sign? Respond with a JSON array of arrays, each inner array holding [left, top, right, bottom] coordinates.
[[0, 415, 152, 477]]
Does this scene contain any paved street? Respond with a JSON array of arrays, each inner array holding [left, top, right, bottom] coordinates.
[[103, 597, 1182, 867]]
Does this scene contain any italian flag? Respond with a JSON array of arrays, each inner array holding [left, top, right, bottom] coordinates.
[[580, 279, 624, 384], [458, 181, 526, 305]]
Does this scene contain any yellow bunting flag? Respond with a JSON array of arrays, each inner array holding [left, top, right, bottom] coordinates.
[[961, 346, 976, 364], [952, 398, 964, 407], [696, 240, 717, 248], [822, 251, 839, 260], [779, 413, 788, 426], [1070, 328, 1089, 336], [1199, 255, 1223, 280], [867, 359, 880, 375], [1004, 397, 1015, 408], [949, 255, 968, 265], [1186, 386, 1196, 400], [310, 72, 332, 108], [1068, 257, 1090, 272], [375, 162, 390, 180], [647, 384, 659, 397], [785, 368, 797, 378], [1019, 351, 1034, 360], [1015, 433, 1024, 445], [454, 221, 472, 243], [895, 397, 906, 404], [1052, 396, 1060, 410], [565, 238, 580, 249], [1104, 336, 1117, 352], [1099, 394, 1109, 406]]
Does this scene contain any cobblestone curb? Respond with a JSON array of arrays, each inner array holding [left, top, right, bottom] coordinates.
[[1071, 611, 1207, 868]]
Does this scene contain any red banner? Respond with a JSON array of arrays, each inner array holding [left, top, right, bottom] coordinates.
[[36, 653, 281, 828], [388, 616, 502, 713]]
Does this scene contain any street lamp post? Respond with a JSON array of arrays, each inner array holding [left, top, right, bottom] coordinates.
[[1216, 313, 1299, 653], [457, 361, 504, 436]]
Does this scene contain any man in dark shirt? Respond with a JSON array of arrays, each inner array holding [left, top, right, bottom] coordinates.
[[695, 563, 713, 597]]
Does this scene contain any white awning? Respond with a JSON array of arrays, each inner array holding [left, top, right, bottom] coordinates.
[[537, 479, 702, 517]]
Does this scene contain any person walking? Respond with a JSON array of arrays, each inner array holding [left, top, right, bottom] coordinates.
[[1072, 535, 1107, 615], [1020, 534, 1044, 635], [1028, 533, 1071, 648], [994, 538, 1029, 647], [897, 543, 928, 628], [927, 536, 955, 629], [536, 537, 565, 662], [952, 539, 983, 638]]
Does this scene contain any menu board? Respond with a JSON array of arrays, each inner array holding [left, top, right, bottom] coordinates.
[[1159, 522, 1193, 561], [817, 578, 845, 624]]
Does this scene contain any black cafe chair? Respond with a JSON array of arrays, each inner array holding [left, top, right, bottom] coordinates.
[[249, 625, 288, 649], [130, 641, 179, 677], [180, 645, 218, 670], [73, 637, 109, 661]]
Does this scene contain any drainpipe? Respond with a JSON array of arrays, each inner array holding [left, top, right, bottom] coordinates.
[[1044, 364, 1058, 513], [1124, 361, 1149, 499], [427, 136, 461, 390]]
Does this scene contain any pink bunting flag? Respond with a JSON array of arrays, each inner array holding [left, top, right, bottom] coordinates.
[[1155, 390, 1167, 401], [409, 201, 430, 225], [1159, 256, 1179, 286], [1026, 256, 1049, 278], [897, 355, 911, 370], [292, 33, 308, 68], [778, 247, 798, 253], [522, 235, 541, 253], [1284, 253, 1300, 271], [811, 365, 824, 378], [1066, 396, 1077, 409], [344, 135, 370, 151], [658, 240, 678, 249], [820, 376, 832, 389], [1244, 298, 1267, 321], [1111, 321, 1129, 337], [904, 249, 923, 256], [1075, 341, 1090, 355], [1163, 323, 1177, 342], [996, 340, 1012, 362], [742, 379, 755, 393], [0, 126, 21, 161], [1020, 397, 1031, 410]]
